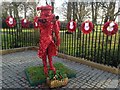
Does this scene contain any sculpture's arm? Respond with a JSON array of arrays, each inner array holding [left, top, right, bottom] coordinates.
[[54, 21, 60, 46]]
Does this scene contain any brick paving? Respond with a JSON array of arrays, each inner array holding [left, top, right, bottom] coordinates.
[[1, 50, 119, 89]]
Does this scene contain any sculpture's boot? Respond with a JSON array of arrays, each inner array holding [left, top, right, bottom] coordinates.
[[42, 53, 48, 76]]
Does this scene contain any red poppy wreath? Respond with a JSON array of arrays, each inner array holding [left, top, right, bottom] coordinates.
[[81, 21, 94, 34], [67, 20, 77, 33], [6, 16, 16, 27], [103, 21, 118, 36], [21, 18, 29, 28]]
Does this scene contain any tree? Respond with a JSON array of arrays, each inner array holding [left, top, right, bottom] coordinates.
[[91, 2, 101, 23], [101, 1, 120, 23], [77, 2, 91, 23], [67, 1, 72, 21], [2, 2, 10, 19], [51, 0, 55, 13], [66, 1, 91, 22]]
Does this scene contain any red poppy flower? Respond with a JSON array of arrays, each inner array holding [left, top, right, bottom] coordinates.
[[6, 16, 16, 27], [21, 18, 29, 28], [67, 20, 77, 33], [81, 21, 94, 34], [103, 21, 118, 36]]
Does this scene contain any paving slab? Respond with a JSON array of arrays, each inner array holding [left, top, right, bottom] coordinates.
[[2, 50, 119, 89]]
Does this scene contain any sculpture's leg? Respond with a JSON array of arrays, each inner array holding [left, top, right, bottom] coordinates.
[[48, 54, 56, 74], [42, 52, 48, 76]]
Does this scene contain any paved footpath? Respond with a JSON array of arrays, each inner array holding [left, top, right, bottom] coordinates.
[[1, 50, 119, 89]]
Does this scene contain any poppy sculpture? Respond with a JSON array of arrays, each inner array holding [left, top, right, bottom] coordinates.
[[37, 5, 60, 75]]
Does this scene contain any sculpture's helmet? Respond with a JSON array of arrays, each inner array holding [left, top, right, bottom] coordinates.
[[37, 5, 53, 17]]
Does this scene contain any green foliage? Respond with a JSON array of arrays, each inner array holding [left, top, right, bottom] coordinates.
[[48, 70, 67, 80]]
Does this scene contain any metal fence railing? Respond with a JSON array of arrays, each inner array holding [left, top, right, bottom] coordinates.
[[59, 23, 120, 68], [1, 20, 39, 50], [1, 21, 120, 67]]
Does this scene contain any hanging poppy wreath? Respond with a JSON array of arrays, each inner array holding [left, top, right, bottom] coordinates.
[[6, 16, 16, 27], [34, 16, 39, 28], [81, 21, 94, 34], [67, 20, 77, 33], [21, 18, 29, 28], [102, 21, 118, 36]]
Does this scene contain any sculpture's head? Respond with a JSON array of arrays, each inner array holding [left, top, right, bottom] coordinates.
[[37, 5, 53, 18], [36, 5, 55, 24]]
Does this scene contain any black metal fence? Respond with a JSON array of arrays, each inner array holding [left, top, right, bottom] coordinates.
[[1, 20, 39, 49], [59, 23, 120, 68], [1, 20, 120, 67]]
